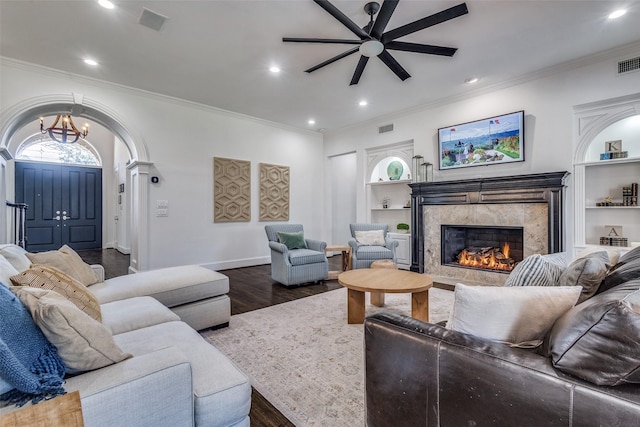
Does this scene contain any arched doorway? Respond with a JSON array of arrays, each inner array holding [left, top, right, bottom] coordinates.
[[0, 94, 153, 272]]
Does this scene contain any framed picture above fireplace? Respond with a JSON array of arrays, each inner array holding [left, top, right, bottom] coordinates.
[[438, 110, 524, 170]]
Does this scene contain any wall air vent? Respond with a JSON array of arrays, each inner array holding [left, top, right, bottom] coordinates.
[[378, 124, 394, 134], [618, 56, 640, 74], [138, 8, 168, 32]]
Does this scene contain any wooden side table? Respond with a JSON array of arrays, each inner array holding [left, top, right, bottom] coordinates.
[[325, 245, 352, 280], [0, 391, 84, 427]]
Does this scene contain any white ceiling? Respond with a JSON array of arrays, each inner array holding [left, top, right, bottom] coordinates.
[[1, 0, 640, 132]]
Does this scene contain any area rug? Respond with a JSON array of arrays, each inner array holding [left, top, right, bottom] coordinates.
[[201, 287, 454, 427]]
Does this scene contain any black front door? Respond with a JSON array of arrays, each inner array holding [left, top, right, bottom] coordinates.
[[15, 161, 103, 252]]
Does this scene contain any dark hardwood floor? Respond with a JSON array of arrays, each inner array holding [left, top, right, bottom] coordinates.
[[78, 249, 343, 427]]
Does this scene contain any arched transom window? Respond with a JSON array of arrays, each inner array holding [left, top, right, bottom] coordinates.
[[16, 135, 101, 166]]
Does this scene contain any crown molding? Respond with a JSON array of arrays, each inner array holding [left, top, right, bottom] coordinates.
[[327, 40, 640, 136], [0, 57, 322, 138]]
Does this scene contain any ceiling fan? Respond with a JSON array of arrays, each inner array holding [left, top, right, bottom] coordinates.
[[283, 0, 468, 85]]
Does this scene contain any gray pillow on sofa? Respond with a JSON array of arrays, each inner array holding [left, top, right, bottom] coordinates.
[[547, 279, 640, 386], [559, 251, 609, 303], [505, 254, 563, 287]]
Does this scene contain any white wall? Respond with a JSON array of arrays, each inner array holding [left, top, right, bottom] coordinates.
[[0, 59, 324, 270], [323, 44, 640, 251]]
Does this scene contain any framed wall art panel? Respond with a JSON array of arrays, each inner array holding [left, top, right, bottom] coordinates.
[[259, 163, 289, 221], [213, 157, 251, 222]]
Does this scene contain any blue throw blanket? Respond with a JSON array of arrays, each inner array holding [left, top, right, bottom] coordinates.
[[0, 284, 66, 406]]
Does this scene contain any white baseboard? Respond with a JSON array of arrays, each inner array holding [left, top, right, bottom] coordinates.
[[116, 244, 131, 254], [201, 256, 270, 271]]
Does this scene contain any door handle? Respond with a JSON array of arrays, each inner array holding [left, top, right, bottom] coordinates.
[[62, 215, 69, 220], [53, 215, 61, 221]]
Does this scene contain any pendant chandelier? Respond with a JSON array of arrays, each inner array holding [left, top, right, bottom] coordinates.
[[40, 115, 89, 144]]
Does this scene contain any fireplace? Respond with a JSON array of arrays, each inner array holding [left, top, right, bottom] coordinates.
[[409, 171, 568, 285], [441, 225, 523, 273]]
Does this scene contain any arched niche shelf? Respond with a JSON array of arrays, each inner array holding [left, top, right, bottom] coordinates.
[[573, 93, 640, 251], [365, 141, 413, 184]]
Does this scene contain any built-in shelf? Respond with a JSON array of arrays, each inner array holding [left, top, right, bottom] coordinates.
[[371, 207, 411, 211], [586, 206, 640, 209], [576, 157, 640, 167], [367, 179, 412, 186]]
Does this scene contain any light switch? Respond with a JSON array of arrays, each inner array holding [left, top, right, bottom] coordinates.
[[156, 209, 168, 217], [156, 200, 169, 209]]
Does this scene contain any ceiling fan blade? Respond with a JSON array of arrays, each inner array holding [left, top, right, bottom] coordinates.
[[313, 0, 370, 40], [370, 0, 399, 39], [305, 47, 360, 73], [385, 41, 457, 56], [350, 56, 369, 86], [378, 50, 410, 81], [382, 3, 469, 43], [283, 37, 363, 45]]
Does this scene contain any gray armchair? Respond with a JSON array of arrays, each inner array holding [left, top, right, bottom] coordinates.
[[348, 223, 398, 269], [264, 224, 328, 286]]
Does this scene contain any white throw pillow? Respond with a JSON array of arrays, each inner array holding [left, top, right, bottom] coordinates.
[[0, 255, 20, 288], [0, 244, 31, 272], [505, 254, 563, 287], [446, 283, 582, 347], [355, 230, 386, 246]]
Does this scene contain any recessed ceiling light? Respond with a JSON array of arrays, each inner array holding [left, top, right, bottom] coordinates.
[[359, 100, 368, 106], [608, 9, 626, 19], [465, 77, 479, 84], [308, 119, 316, 125], [269, 66, 281, 73], [98, 0, 115, 9], [83, 58, 99, 66]]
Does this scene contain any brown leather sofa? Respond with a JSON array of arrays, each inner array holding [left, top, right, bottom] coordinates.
[[364, 249, 640, 427]]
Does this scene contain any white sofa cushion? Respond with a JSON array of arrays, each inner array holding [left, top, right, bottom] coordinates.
[[101, 297, 180, 335], [0, 244, 31, 272], [115, 321, 251, 427], [89, 265, 229, 307], [0, 255, 19, 287]]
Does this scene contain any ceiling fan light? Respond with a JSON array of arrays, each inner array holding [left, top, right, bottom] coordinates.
[[360, 40, 384, 57]]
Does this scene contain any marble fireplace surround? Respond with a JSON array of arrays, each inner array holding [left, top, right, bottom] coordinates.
[[409, 172, 569, 286]]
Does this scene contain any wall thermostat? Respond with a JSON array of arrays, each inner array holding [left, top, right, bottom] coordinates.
[[151, 176, 159, 184]]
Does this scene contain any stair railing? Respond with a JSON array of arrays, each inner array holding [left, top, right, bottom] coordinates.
[[6, 201, 28, 249]]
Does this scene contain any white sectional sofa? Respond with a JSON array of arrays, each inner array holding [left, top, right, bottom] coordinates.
[[0, 244, 251, 426]]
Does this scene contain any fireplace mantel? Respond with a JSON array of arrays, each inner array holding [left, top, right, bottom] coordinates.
[[409, 171, 569, 273]]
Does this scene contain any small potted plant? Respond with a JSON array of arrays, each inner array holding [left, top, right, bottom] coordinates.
[[397, 223, 410, 233]]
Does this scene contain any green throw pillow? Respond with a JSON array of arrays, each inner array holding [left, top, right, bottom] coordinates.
[[277, 231, 307, 250]]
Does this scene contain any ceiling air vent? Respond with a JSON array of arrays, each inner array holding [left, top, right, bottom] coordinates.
[[138, 8, 168, 32], [378, 124, 394, 134], [617, 56, 640, 74]]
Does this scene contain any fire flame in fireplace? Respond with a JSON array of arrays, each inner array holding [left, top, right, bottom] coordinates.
[[457, 243, 515, 272]]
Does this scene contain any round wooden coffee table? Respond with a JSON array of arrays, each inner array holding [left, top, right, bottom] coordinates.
[[337, 268, 433, 324]]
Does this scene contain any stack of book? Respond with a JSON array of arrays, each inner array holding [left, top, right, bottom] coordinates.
[[600, 236, 629, 247], [600, 151, 629, 160], [623, 183, 638, 206]]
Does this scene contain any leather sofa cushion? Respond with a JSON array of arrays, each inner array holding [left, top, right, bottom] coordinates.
[[548, 279, 640, 386], [597, 254, 640, 295]]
